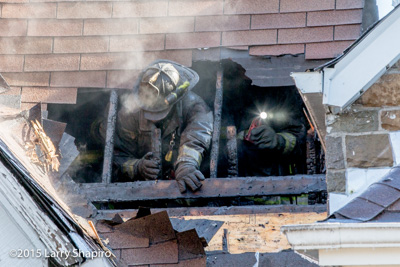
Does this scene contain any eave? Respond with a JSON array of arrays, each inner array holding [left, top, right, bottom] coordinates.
[[291, 5, 400, 114]]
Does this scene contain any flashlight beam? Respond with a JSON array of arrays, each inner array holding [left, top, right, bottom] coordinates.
[[260, 112, 267, 119]]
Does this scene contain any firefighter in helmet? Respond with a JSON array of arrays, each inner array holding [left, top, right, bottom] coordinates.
[[93, 60, 213, 193], [220, 62, 307, 177]]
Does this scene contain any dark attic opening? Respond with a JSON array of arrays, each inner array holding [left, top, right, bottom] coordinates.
[[191, 59, 325, 178], [46, 59, 325, 208], [47, 88, 111, 183]]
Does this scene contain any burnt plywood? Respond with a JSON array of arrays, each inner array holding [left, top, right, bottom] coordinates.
[[299, 92, 326, 151], [220, 51, 327, 87]]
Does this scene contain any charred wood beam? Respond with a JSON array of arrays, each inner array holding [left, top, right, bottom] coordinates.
[[226, 126, 238, 177], [306, 131, 316, 175], [94, 205, 327, 220], [80, 174, 326, 202], [151, 128, 162, 180], [101, 90, 118, 184], [210, 65, 223, 178], [222, 229, 229, 252]]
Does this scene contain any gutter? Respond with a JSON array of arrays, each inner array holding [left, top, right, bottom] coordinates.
[[282, 222, 400, 250], [282, 222, 400, 266]]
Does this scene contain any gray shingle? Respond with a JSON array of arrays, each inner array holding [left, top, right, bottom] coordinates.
[[335, 198, 384, 221], [359, 183, 400, 207]]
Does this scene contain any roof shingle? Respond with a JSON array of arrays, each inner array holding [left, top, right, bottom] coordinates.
[[98, 211, 207, 266], [280, 0, 334, 13], [0, 0, 365, 100], [224, 0, 279, 15], [330, 166, 400, 222], [335, 197, 384, 221]]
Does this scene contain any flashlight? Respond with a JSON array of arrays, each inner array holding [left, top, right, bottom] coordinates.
[[260, 112, 267, 120], [244, 112, 268, 142], [164, 81, 190, 106]]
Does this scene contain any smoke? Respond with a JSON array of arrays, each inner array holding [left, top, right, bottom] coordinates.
[[120, 91, 141, 114], [119, 74, 162, 115], [0, 0, 236, 216]]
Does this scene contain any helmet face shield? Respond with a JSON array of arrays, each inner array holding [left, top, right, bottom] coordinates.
[[134, 59, 200, 115], [138, 82, 160, 109], [138, 63, 180, 111]]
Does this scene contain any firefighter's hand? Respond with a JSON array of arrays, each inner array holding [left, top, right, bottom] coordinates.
[[137, 152, 160, 180], [175, 162, 205, 193], [250, 125, 278, 150]]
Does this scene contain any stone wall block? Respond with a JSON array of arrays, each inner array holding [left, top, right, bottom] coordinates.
[[326, 169, 346, 193], [325, 135, 345, 169], [358, 74, 400, 107], [381, 110, 400, 131], [327, 108, 379, 133], [346, 134, 393, 168]]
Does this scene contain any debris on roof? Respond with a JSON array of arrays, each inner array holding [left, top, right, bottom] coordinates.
[[0, 120, 115, 266], [96, 210, 207, 267], [170, 218, 224, 244]]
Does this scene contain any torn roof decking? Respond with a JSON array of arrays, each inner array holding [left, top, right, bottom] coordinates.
[[96, 211, 207, 266], [0, 105, 116, 265], [0, 137, 110, 266], [95, 208, 327, 257]]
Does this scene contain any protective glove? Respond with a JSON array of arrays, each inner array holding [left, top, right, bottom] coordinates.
[[136, 152, 160, 180], [175, 162, 205, 193], [250, 125, 280, 150]]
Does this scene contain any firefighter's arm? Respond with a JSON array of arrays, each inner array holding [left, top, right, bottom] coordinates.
[[250, 125, 299, 155], [115, 110, 160, 181], [175, 93, 213, 193]]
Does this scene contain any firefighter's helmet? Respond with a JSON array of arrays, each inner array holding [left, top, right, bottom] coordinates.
[[135, 60, 199, 121]]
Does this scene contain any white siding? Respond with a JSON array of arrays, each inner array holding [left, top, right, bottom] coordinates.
[[0, 202, 47, 267]]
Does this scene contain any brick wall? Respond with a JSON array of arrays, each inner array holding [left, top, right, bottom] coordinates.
[[0, 0, 364, 108], [326, 60, 400, 212]]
